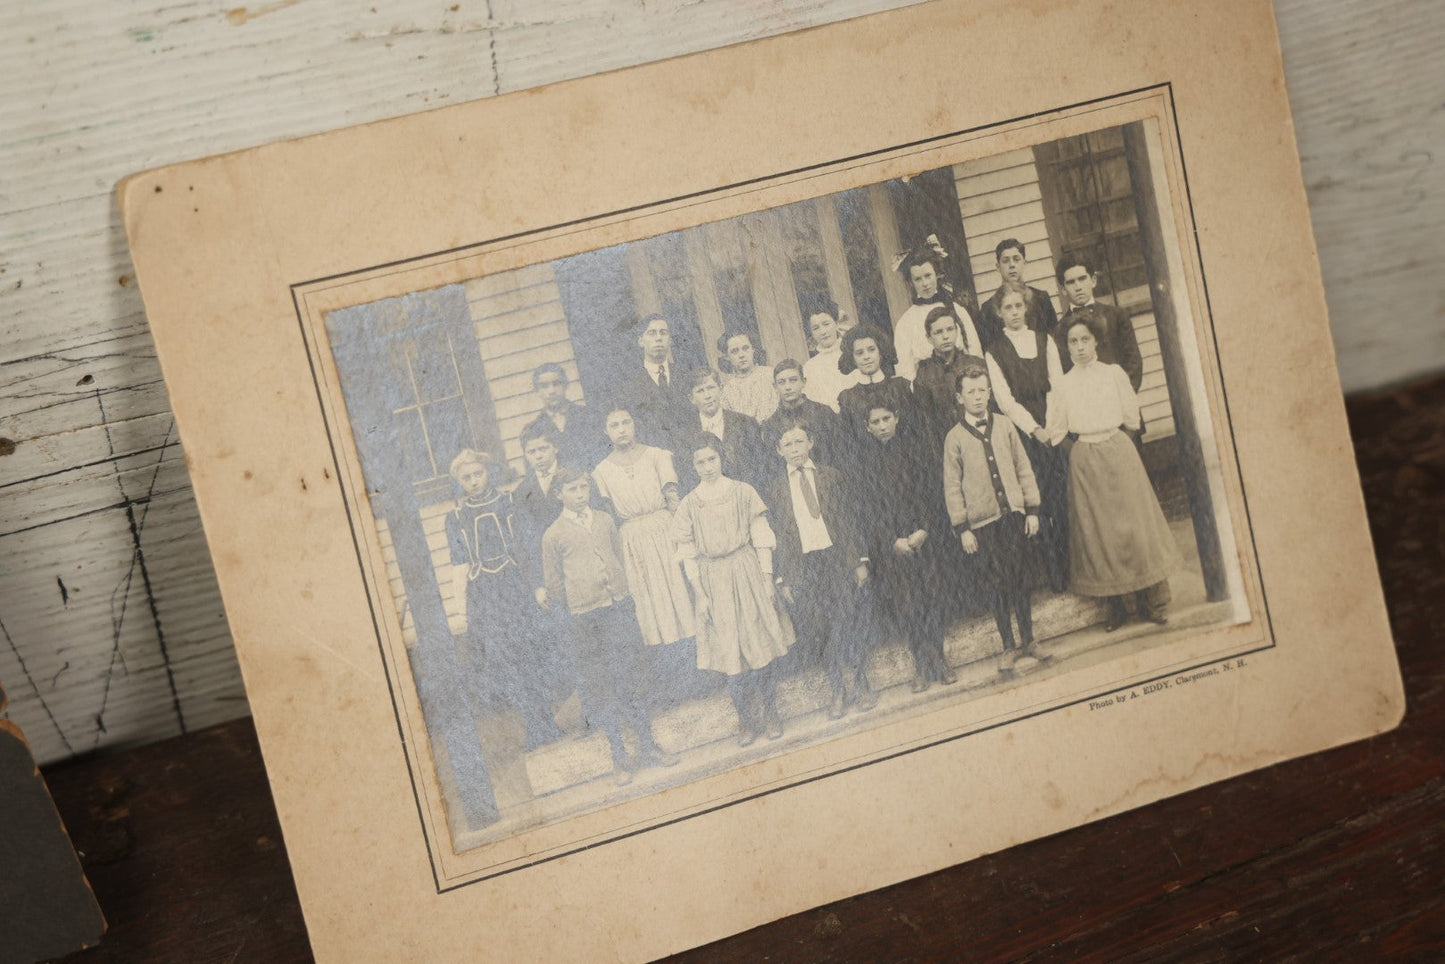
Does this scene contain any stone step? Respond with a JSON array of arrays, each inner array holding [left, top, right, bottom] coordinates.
[[525, 591, 1108, 796]]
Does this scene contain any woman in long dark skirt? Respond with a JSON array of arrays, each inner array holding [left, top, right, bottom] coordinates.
[[1046, 319, 1181, 630]]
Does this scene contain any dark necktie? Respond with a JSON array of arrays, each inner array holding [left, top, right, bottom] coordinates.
[[658, 365, 669, 389], [797, 467, 821, 519]]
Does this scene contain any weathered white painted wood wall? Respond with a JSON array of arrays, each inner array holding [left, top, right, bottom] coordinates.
[[3, 0, 1442, 765]]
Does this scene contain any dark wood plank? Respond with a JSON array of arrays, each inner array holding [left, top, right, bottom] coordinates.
[[45, 377, 1445, 963], [43, 723, 309, 964]]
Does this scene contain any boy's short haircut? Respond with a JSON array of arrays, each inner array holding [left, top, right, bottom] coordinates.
[[518, 419, 562, 451], [924, 304, 959, 337], [531, 362, 568, 388], [775, 419, 813, 444], [635, 312, 668, 334], [448, 447, 495, 481], [866, 401, 898, 419], [994, 238, 1026, 261], [686, 366, 723, 392], [1055, 254, 1096, 284], [772, 357, 805, 380], [554, 464, 590, 488], [952, 360, 992, 395]]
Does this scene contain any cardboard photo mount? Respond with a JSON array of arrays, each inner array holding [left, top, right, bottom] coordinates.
[[120, 1, 1403, 959]]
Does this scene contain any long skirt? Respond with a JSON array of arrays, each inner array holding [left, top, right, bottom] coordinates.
[[694, 546, 794, 676], [1067, 431, 1181, 597], [616, 509, 695, 647], [464, 564, 564, 715]]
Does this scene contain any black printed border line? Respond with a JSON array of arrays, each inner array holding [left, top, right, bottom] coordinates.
[[290, 81, 1277, 894]]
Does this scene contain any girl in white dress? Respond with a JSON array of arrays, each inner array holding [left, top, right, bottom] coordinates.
[[673, 436, 793, 745], [591, 408, 695, 648]]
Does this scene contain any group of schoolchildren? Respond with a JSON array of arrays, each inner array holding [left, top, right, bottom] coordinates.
[[443, 239, 1180, 787]]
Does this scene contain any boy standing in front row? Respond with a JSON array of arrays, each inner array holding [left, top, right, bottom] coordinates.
[[942, 362, 1043, 674], [767, 423, 877, 718], [541, 467, 679, 786]]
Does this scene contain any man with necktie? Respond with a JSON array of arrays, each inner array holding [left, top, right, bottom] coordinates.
[[766, 423, 877, 719], [617, 313, 693, 451]]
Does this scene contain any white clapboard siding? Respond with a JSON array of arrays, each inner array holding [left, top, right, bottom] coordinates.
[[465, 266, 584, 475], [953, 159, 1175, 443]]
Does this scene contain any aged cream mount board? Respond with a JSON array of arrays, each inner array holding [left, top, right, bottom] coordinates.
[[119, 0, 1403, 959], [295, 84, 1263, 888]]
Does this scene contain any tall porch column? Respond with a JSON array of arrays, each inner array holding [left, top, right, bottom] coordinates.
[[1123, 121, 1229, 602]]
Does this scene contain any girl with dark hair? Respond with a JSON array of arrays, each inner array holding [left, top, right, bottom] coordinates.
[[591, 407, 696, 648], [801, 299, 864, 412], [1047, 318, 1180, 630], [717, 330, 778, 423], [672, 435, 794, 745], [836, 325, 926, 452]]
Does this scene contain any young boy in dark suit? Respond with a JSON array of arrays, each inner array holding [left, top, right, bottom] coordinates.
[[766, 423, 876, 718]]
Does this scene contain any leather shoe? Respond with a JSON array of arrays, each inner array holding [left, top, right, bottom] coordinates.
[[940, 666, 958, 685], [738, 725, 759, 748], [1104, 610, 1127, 632], [853, 684, 877, 713], [764, 713, 783, 741], [640, 745, 680, 768]]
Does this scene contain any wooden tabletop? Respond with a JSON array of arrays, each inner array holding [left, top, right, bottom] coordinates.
[[45, 377, 1445, 962]]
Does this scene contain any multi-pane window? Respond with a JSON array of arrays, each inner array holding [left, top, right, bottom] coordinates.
[[329, 287, 494, 495], [1033, 127, 1149, 307], [388, 323, 473, 487]]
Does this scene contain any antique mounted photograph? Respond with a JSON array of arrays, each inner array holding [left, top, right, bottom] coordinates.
[[302, 92, 1262, 880], [121, 0, 1405, 956]]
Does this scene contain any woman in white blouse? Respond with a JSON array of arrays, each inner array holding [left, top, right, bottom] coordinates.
[[1047, 317, 1180, 630]]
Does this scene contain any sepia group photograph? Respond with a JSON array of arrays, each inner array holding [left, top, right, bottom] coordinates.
[[308, 97, 1263, 881]]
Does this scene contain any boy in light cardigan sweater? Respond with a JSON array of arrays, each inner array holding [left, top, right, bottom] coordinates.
[[541, 467, 678, 785], [942, 361, 1043, 671]]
